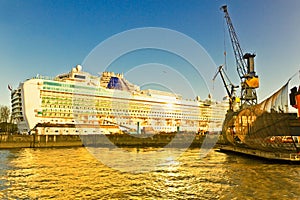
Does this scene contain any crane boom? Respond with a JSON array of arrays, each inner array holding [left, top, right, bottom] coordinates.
[[221, 5, 247, 79], [213, 65, 238, 111], [213, 65, 232, 98]]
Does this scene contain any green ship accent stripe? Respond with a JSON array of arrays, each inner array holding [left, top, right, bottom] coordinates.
[[43, 81, 104, 92]]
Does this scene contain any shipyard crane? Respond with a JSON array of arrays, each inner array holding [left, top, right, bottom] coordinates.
[[213, 65, 238, 111], [221, 5, 259, 108]]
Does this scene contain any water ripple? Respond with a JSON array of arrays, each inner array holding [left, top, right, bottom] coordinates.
[[0, 147, 299, 199]]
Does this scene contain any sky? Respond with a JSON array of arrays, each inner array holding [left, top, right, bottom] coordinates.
[[1, 0, 300, 107]]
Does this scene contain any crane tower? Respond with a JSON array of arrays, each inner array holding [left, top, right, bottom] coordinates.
[[221, 5, 259, 108]]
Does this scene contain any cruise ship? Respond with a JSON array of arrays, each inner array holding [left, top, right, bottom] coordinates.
[[11, 65, 228, 135]]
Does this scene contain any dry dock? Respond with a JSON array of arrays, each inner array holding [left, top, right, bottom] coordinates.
[[218, 145, 300, 163]]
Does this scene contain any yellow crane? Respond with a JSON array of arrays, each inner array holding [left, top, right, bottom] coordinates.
[[221, 5, 259, 108]]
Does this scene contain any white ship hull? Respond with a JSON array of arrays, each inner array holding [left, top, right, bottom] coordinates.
[[11, 66, 228, 135]]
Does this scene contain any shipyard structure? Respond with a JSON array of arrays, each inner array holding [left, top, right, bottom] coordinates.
[[11, 65, 228, 135]]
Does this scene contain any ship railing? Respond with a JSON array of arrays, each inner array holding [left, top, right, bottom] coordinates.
[[31, 75, 54, 80], [271, 152, 300, 161], [290, 153, 300, 161]]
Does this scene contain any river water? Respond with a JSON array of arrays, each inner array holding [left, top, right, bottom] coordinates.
[[0, 147, 299, 199]]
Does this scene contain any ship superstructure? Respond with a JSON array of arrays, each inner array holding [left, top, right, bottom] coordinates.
[[11, 65, 228, 135]]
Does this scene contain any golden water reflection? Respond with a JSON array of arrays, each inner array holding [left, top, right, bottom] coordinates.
[[0, 147, 299, 199]]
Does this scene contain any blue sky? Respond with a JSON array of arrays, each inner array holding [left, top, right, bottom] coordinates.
[[1, 0, 300, 107]]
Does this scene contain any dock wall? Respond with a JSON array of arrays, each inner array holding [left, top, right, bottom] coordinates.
[[0, 134, 82, 148], [0, 134, 218, 149]]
